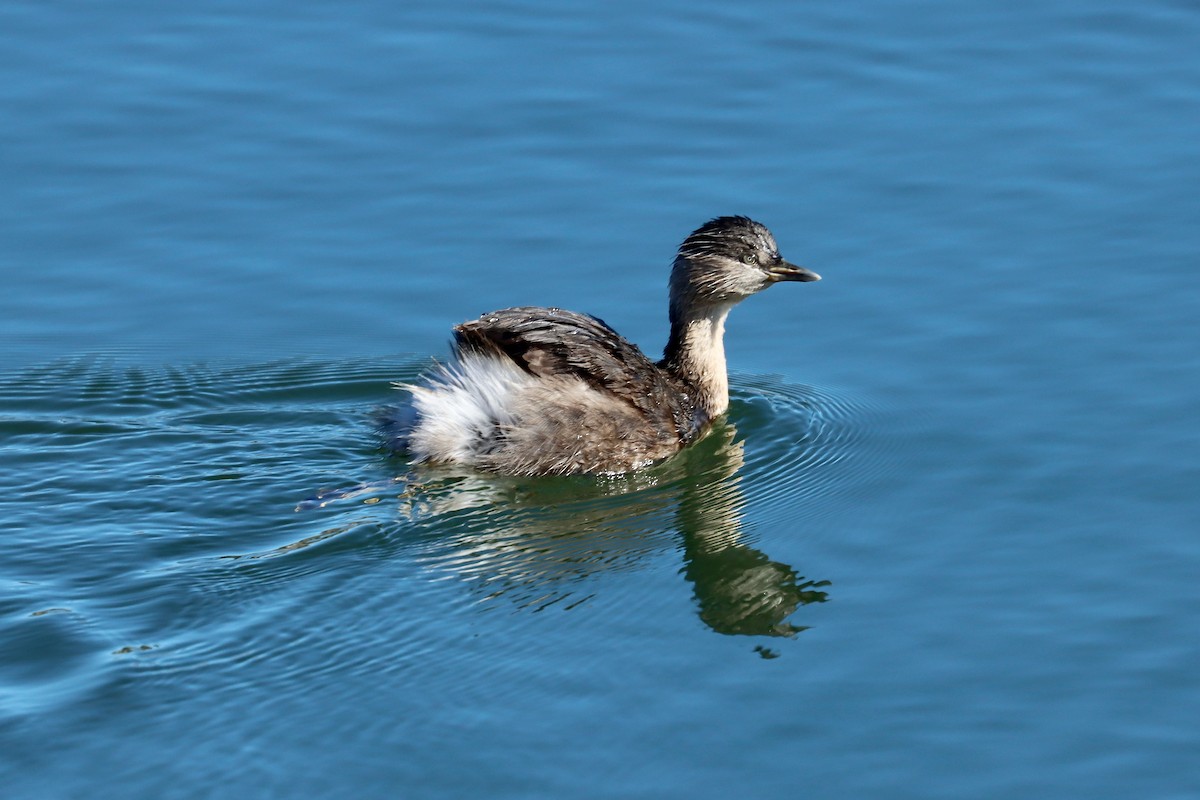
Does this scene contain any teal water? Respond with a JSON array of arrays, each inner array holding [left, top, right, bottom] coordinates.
[[3, 1, 1199, 798]]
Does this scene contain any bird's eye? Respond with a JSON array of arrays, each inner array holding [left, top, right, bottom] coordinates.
[[741, 253, 757, 265]]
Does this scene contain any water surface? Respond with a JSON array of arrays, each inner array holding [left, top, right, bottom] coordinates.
[[2, 1, 1198, 798]]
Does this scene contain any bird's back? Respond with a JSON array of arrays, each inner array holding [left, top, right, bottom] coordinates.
[[401, 307, 706, 475]]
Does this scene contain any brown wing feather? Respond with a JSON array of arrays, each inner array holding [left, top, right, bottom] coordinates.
[[453, 307, 702, 441]]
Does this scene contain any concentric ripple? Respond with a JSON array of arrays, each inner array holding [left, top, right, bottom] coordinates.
[[363, 372, 899, 636], [728, 374, 899, 526], [0, 355, 900, 721]]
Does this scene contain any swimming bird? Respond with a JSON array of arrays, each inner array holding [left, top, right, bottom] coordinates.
[[390, 216, 820, 476]]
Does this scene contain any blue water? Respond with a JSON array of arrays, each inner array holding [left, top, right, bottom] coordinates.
[[3, 1, 1199, 797]]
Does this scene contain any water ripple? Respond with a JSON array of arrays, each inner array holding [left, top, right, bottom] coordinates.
[[730, 375, 897, 525], [0, 356, 897, 722], [0, 355, 406, 416], [353, 373, 896, 638]]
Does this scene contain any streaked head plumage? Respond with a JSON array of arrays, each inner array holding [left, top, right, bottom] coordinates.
[[669, 215, 818, 320]]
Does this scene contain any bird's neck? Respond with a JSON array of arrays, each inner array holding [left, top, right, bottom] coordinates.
[[662, 303, 734, 418]]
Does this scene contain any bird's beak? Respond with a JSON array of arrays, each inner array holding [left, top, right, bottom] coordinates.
[[767, 260, 821, 282]]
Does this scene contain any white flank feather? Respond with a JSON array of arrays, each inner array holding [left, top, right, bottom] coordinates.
[[403, 353, 533, 464]]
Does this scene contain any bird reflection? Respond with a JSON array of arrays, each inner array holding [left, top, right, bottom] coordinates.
[[668, 422, 830, 637], [377, 419, 830, 638]]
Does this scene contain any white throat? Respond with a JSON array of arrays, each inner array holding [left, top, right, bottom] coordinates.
[[671, 303, 733, 417]]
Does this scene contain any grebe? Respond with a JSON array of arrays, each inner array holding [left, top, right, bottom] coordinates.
[[390, 216, 820, 475]]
